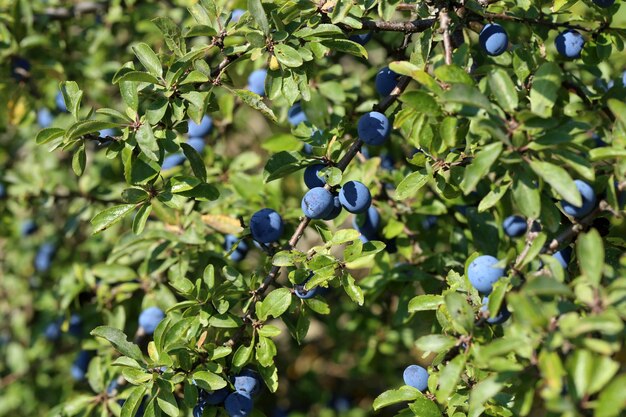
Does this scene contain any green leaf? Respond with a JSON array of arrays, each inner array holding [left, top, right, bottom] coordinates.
[[66, 120, 120, 140], [468, 375, 506, 417], [528, 160, 581, 207], [488, 68, 518, 112], [293, 24, 343, 38], [595, 374, 626, 417], [136, 123, 159, 161], [607, 98, 626, 127], [530, 62, 562, 117], [372, 386, 420, 410], [60, 81, 83, 120], [408, 295, 443, 312], [415, 334, 458, 354], [91, 326, 144, 362], [36, 127, 65, 144], [478, 182, 510, 212], [408, 395, 443, 417], [132, 43, 162, 78], [121, 385, 148, 417], [132, 204, 152, 235], [443, 84, 494, 114], [435, 354, 466, 403], [247, 0, 269, 35], [156, 380, 178, 417], [256, 288, 292, 321], [400, 91, 441, 116], [589, 147, 626, 161], [258, 363, 278, 393], [72, 144, 86, 176], [232, 89, 277, 121], [329, 229, 360, 245], [192, 371, 227, 391], [434, 64, 474, 85], [341, 273, 364, 306], [152, 16, 185, 56], [460, 142, 503, 194], [273, 44, 303, 67], [445, 292, 474, 335], [255, 335, 277, 367], [320, 39, 367, 58], [263, 151, 307, 182], [180, 142, 207, 182], [113, 69, 161, 85], [232, 340, 254, 369], [576, 229, 604, 285], [91, 204, 136, 234], [395, 171, 429, 200]]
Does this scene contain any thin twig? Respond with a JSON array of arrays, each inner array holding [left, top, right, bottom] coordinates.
[[440, 9, 453, 65]]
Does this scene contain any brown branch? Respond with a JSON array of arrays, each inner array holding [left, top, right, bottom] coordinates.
[[544, 205, 603, 254], [356, 18, 437, 33], [440, 9, 453, 65]]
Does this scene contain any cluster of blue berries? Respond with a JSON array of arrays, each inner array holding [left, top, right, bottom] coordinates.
[[194, 369, 261, 417], [162, 116, 212, 170]]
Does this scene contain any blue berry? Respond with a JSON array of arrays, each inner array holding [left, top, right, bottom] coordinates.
[[248, 69, 267, 96], [224, 234, 249, 262], [231, 9, 246, 23], [138, 306, 165, 334], [44, 319, 62, 341], [301, 187, 334, 219], [187, 137, 205, 153], [224, 392, 254, 417], [349, 32, 372, 45], [353, 206, 381, 241], [403, 365, 429, 392], [479, 23, 508, 56], [322, 195, 342, 220], [288, 102, 307, 126], [56, 90, 68, 112], [502, 215, 527, 238], [481, 296, 511, 324], [188, 115, 213, 137], [357, 112, 391, 146], [68, 314, 82, 337], [35, 243, 55, 272], [234, 369, 262, 397], [375, 67, 400, 96], [303, 164, 326, 189], [21, 220, 38, 236], [553, 247, 572, 269], [339, 181, 371, 214], [11, 57, 30, 81], [162, 153, 186, 170], [203, 387, 229, 405], [593, 0, 615, 7], [555, 29, 585, 59], [71, 350, 93, 381], [250, 208, 284, 243], [467, 255, 505, 294], [561, 180, 596, 218], [37, 108, 53, 128], [422, 215, 437, 230]]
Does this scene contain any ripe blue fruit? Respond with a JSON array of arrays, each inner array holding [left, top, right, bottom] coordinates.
[[234, 369, 262, 397], [37, 108, 53, 128], [162, 153, 186, 170], [193, 403, 205, 417], [380, 153, 394, 171], [502, 215, 527, 237], [553, 247, 572, 269], [481, 296, 511, 324], [479, 23, 508, 56], [561, 180, 596, 218], [467, 255, 505, 294], [188, 115, 213, 137], [357, 111, 391, 146], [422, 215, 437, 230], [247, 69, 267, 96], [288, 102, 307, 126], [353, 206, 381, 241], [593, 0, 615, 7], [322, 195, 342, 220], [71, 350, 93, 381], [11, 57, 30, 81], [224, 234, 249, 262], [231, 9, 245, 23], [201, 387, 230, 405], [302, 143, 313, 155], [403, 365, 429, 392], [301, 187, 334, 219], [107, 378, 120, 395], [56, 91, 68, 112], [250, 208, 284, 243], [44, 319, 62, 341], [224, 392, 254, 417], [69, 314, 82, 337], [375, 67, 400, 96], [303, 164, 326, 189], [21, 220, 38, 236], [138, 306, 165, 334], [0, 184, 5, 199], [295, 284, 319, 299], [555, 30, 585, 58], [349, 32, 372, 45], [187, 137, 205, 153], [339, 181, 371, 214], [35, 242, 56, 272]]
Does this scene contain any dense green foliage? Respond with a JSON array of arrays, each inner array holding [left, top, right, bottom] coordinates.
[[1, 1, 626, 417]]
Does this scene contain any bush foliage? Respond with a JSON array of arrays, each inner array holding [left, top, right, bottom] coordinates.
[[1, 1, 626, 417]]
